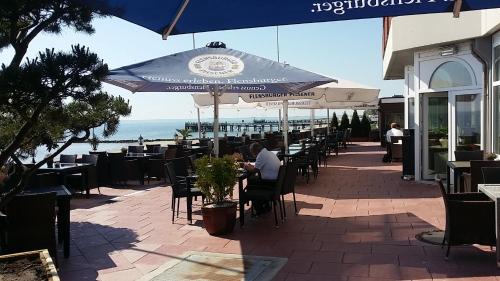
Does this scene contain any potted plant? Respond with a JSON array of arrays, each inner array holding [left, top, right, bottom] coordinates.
[[176, 128, 192, 140], [89, 135, 100, 151], [486, 152, 498, 161], [195, 155, 238, 235]]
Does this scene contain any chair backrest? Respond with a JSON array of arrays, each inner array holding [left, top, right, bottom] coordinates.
[[199, 139, 210, 146], [454, 150, 484, 161], [171, 157, 190, 177], [164, 161, 184, 189], [128, 145, 144, 153], [482, 167, 500, 184], [272, 165, 287, 198], [146, 144, 161, 154], [4, 192, 57, 260], [187, 154, 197, 172], [108, 152, 125, 162], [238, 145, 254, 161], [390, 136, 403, 144], [281, 162, 298, 195], [470, 160, 500, 192], [163, 147, 177, 160], [81, 154, 98, 165], [60, 154, 76, 163]]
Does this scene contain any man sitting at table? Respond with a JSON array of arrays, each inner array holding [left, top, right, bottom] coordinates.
[[243, 142, 281, 214]]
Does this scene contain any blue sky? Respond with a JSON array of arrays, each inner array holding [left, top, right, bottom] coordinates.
[[0, 16, 402, 120]]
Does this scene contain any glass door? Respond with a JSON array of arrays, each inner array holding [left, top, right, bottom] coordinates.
[[422, 93, 449, 179], [450, 92, 482, 154]]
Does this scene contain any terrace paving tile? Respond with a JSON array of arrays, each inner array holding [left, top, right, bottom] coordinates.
[[58, 143, 500, 281]]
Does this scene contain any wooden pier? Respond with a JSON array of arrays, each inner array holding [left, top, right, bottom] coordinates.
[[185, 119, 328, 132]]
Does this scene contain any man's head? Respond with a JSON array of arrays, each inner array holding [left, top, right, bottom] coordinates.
[[391, 123, 401, 129], [249, 142, 263, 157]]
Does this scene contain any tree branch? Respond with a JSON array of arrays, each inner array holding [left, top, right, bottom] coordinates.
[[0, 128, 90, 209], [0, 102, 48, 167]]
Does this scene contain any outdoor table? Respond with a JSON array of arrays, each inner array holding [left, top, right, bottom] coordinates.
[[446, 161, 471, 193], [184, 145, 209, 155], [23, 185, 72, 258], [478, 184, 500, 267], [38, 163, 93, 194]]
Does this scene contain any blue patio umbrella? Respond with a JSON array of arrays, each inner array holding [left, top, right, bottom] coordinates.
[[81, 0, 500, 39], [104, 42, 334, 155]]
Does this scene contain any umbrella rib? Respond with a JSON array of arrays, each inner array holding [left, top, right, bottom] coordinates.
[[162, 0, 191, 40]]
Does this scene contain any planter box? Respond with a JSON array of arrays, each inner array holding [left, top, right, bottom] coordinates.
[[0, 249, 59, 281]]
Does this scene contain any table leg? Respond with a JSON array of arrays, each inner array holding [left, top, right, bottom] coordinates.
[[446, 165, 451, 193], [455, 171, 462, 193], [187, 195, 193, 223], [58, 197, 71, 258], [239, 177, 244, 227]]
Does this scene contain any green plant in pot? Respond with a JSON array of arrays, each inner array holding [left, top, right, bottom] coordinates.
[[195, 155, 238, 235], [176, 128, 192, 140]]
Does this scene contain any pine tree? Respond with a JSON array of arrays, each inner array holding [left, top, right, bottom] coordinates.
[[360, 112, 372, 137], [350, 110, 361, 137], [331, 112, 339, 129], [0, 0, 131, 208], [339, 111, 350, 131]]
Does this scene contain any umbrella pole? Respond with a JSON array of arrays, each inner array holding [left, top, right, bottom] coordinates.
[[327, 108, 330, 137], [278, 109, 282, 132], [213, 88, 220, 157], [310, 109, 315, 137], [197, 107, 202, 139], [283, 100, 289, 150]]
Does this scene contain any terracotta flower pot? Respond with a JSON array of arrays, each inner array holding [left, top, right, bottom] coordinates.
[[202, 202, 237, 235]]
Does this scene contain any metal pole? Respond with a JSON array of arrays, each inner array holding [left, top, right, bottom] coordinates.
[[197, 107, 202, 139], [310, 109, 315, 137], [283, 100, 289, 150], [278, 109, 282, 132], [213, 87, 220, 157], [327, 108, 330, 137]]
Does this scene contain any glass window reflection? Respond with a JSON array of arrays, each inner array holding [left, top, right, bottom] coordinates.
[[455, 94, 481, 151]]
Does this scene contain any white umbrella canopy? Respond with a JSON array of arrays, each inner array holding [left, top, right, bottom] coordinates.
[[192, 77, 379, 106], [192, 77, 379, 142]]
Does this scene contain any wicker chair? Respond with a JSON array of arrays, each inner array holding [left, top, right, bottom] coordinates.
[[454, 150, 484, 161], [146, 144, 161, 154], [436, 179, 496, 258], [241, 165, 286, 227], [1, 192, 58, 265], [482, 167, 500, 184], [59, 154, 77, 163], [89, 151, 109, 186], [146, 158, 166, 183], [66, 154, 99, 197], [280, 162, 298, 219], [463, 160, 500, 192], [164, 162, 204, 223], [108, 152, 141, 185]]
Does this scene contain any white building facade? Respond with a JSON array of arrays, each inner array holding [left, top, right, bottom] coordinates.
[[383, 10, 500, 180]]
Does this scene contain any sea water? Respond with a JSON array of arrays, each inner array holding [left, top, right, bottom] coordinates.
[[29, 117, 310, 162]]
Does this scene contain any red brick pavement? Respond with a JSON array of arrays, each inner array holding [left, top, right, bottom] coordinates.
[[59, 143, 500, 281]]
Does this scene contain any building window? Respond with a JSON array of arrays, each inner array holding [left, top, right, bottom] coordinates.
[[455, 94, 481, 151], [494, 33, 500, 153], [495, 45, 500, 82], [429, 61, 473, 89]]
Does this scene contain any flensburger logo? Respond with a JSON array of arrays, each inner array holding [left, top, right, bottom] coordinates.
[[188, 54, 244, 78]]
